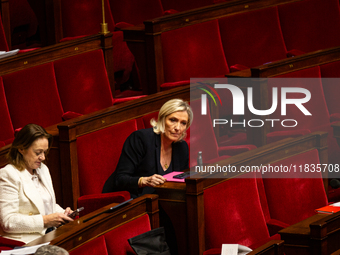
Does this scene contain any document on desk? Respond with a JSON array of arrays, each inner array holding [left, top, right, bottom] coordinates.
[[0, 242, 50, 254], [221, 244, 252, 255], [0, 49, 20, 60]]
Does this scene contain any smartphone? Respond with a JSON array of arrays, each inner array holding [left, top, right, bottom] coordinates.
[[68, 207, 84, 219], [173, 171, 191, 179]]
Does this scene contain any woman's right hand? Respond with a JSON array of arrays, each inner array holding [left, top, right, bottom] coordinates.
[[43, 212, 74, 228], [139, 174, 166, 187]]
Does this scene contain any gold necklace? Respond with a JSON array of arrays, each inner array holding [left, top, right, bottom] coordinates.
[[164, 163, 168, 169]]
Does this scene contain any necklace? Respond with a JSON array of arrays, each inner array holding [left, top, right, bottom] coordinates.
[[164, 163, 168, 169]]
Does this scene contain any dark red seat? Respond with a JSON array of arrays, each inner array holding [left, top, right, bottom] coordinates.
[[204, 172, 280, 254], [278, 0, 340, 53], [218, 7, 287, 72], [160, 20, 229, 90], [54, 50, 114, 115], [69, 214, 151, 255], [2, 62, 65, 130], [260, 149, 328, 226], [75, 119, 138, 215], [0, 13, 9, 51], [59, 0, 135, 86], [160, 0, 213, 12]]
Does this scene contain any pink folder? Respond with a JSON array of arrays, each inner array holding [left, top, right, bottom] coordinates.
[[163, 171, 185, 182]]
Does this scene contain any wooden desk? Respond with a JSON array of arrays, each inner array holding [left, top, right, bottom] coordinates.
[[27, 194, 159, 252], [279, 212, 340, 255], [332, 122, 340, 147]]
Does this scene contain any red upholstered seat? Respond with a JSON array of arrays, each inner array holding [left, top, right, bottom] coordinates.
[[278, 0, 340, 53], [59, 0, 135, 85], [0, 236, 24, 252], [54, 50, 114, 115], [204, 172, 280, 252], [260, 149, 328, 226], [218, 7, 287, 71], [0, 77, 14, 147], [160, 20, 229, 90], [70, 214, 151, 255], [189, 99, 256, 167], [75, 119, 138, 215], [109, 0, 170, 26], [266, 67, 340, 165], [70, 236, 108, 255], [2, 62, 65, 130]]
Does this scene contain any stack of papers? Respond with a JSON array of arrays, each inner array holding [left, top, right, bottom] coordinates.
[[0, 242, 50, 255], [0, 49, 20, 60]]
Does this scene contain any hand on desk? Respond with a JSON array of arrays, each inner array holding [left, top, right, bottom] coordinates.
[[139, 174, 166, 187]]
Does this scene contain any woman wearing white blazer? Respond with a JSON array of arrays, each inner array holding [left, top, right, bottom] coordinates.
[[0, 124, 73, 244]]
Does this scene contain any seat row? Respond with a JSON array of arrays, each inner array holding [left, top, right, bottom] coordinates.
[[0, 48, 143, 148], [123, 0, 340, 93]]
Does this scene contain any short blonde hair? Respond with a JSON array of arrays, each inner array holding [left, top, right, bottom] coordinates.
[[151, 99, 193, 141]]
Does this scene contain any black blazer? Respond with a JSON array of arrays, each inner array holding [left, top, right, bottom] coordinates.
[[102, 128, 189, 198]]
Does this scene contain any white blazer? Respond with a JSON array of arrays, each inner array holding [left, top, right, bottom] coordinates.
[[0, 163, 64, 243]]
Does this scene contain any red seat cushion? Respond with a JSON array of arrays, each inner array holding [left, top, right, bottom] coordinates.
[[70, 236, 108, 255], [54, 50, 114, 114], [278, 0, 340, 53], [2, 62, 64, 130]]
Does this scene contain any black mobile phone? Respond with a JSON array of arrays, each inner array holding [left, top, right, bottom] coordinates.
[[173, 171, 191, 179], [68, 207, 84, 219]]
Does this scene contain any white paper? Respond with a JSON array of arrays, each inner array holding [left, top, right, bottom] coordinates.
[[331, 202, 340, 207], [221, 244, 252, 255], [0, 49, 20, 60], [222, 244, 238, 255], [0, 242, 50, 255]]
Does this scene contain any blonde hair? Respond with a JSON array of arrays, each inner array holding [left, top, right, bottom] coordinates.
[[151, 99, 193, 141]]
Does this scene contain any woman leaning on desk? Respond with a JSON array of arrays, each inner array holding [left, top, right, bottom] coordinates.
[[102, 98, 193, 198], [0, 124, 74, 244]]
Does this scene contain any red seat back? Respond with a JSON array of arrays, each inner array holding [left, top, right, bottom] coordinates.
[[54, 50, 114, 115], [2, 63, 64, 130], [204, 173, 270, 249], [60, 0, 115, 38], [161, 20, 229, 84], [109, 0, 164, 25], [76, 119, 138, 196], [261, 149, 328, 225], [278, 0, 340, 53], [161, 0, 213, 12], [218, 7, 287, 69]]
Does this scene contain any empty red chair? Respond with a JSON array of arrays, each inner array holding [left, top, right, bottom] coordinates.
[[59, 0, 135, 86], [278, 0, 340, 53], [160, 20, 229, 90], [266, 67, 340, 165], [260, 149, 328, 225], [2, 62, 65, 130], [54, 50, 114, 115], [69, 214, 151, 255], [218, 7, 287, 72], [0, 77, 14, 146], [189, 99, 256, 167], [109, 0, 174, 26], [204, 172, 280, 254], [75, 119, 138, 215]]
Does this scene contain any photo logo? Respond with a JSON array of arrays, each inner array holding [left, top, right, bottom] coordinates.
[[198, 83, 222, 115]]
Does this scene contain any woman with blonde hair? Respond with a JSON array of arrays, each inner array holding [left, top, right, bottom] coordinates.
[[103, 98, 193, 198]]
